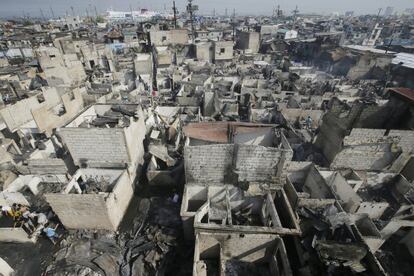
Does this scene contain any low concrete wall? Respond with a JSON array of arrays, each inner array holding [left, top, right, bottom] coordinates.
[[0, 228, 34, 243], [45, 193, 114, 230], [0, 257, 14, 276]]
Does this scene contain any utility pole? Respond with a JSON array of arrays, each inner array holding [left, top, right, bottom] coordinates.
[[232, 9, 236, 42], [366, 8, 382, 42], [129, 4, 133, 21], [94, 6, 98, 17], [187, 0, 197, 43], [375, 8, 383, 23], [385, 23, 396, 54], [71, 6, 75, 17], [225, 8, 228, 17], [292, 5, 299, 18], [373, 8, 383, 31], [173, 1, 178, 29]]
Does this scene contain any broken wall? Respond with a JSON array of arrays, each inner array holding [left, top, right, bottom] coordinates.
[[0, 87, 60, 132], [303, 166, 334, 199], [214, 41, 234, 61], [314, 100, 392, 164], [57, 105, 146, 169], [31, 88, 85, 136], [150, 29, 188, 46], [184, 144, 292, 184], [196, 42, 214, 63], [347, 53, 392, 80], [104, 170, 133, 229], [194, 232, 291, 276], [134, 54, 152, 75], [329, 172, 362, 213], [330, 129, 401, 171], [45, 169, 131, 230], [237, 32, 260, 53]]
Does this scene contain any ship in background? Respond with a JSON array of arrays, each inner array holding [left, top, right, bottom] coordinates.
[[106, 9, 174, 22]]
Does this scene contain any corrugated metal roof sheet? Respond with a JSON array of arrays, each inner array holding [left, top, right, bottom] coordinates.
[[21, 48, 33, 58], [5, 48, 22, 58], [389, 87, 414, 103], [392, 53, 414, 69], [345, 45, 396, 55]]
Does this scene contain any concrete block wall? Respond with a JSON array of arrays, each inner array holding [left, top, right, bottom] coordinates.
[[235, 145, 282, 182], [185, 144, 290, 184], [196, 42, 214, 63], [0, 87, 60, 132], [45, 193, 114, 230], [331, 148, 396, 171], [314, 114, 348, 163], [343, 128, 386, 145], [214, 41, 234, 61], [45, 169, 132, 231], [196, 232, 278, 262], [330, 128, 413, 171], [123, 107, 147, 173], [193, 232, 292, 276], [106, 171, 134, 229], [134, 54, 152, 75], [329, 173, 362, 213], [314, 100, 363, 163], [184, 144, 234, 184], [304, 166, 333, 199], [58, 128, 130, 167], [389, 130, 414, 153], [203, 91, 215, 116], [355, 105, 392, 129]]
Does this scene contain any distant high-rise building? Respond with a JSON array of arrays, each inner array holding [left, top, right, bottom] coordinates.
[[403, 8, 414, 16], [345, 11, 354, 17], [384, 6, 394, 17]]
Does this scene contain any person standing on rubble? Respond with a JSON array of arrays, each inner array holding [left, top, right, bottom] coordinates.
[[28, 212, 49, 238], [21, 207, 36, 233], [11, 204, 23, 227], [305, 116, 313, 129], [43, 223, 61, 245]]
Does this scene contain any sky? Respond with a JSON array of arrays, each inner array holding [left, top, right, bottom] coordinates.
[[0, 0, 412, 18]]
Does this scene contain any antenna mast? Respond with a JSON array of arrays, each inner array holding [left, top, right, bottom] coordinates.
[[173, 1, 178, 29]]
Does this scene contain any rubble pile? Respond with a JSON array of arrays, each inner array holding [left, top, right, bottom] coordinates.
[[1, 1, 414, 276], [43, 197, 183, 276]]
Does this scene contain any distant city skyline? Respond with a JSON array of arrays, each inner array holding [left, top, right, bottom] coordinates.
[[0, 0, 413, 18]]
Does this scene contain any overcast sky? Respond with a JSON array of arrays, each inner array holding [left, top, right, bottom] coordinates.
[[0, 0, 413, 18]]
